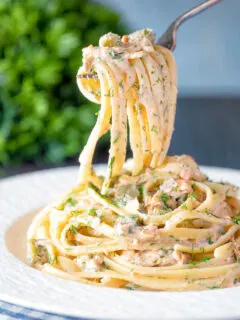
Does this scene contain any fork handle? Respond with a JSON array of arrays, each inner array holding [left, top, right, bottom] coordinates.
[[175, 0, 223, 28], [157, 0, 224, 50]]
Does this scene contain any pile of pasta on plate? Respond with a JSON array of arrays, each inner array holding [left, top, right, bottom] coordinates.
[[27, 29, 240, 291]]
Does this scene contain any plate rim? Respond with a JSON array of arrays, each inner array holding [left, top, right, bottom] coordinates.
[[1, 164, 240, 320]]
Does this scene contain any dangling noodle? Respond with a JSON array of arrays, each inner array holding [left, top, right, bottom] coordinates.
[[27, 29, 240, 291]]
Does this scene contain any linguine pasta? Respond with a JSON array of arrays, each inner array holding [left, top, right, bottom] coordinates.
[[27, 29, 240, 291]]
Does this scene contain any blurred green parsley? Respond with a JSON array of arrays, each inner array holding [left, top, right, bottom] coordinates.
[[0, 0, 126, 166]]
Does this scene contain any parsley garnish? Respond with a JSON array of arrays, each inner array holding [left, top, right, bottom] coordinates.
[[143, 29, 148, 36], [68, 225, 79, 235], [151, 125, 158, 134], [202, 256, 211, 262], [187, 258, 199, 268], [104, 88, 114, 97], [159, 193, 170, 209], [88, 208, 97, 216], [204, 208, 211, 215], [109, 50, 122, 60], [89, 182, 119, 207], [232, 216, 240, 225], [109, 156, 115, 172], [124, 286, 134, 290], [138, 185, 144, 201], [188, 192, 197, 200], [132, 83, 140, 90], [113, 136, 120, 144], [48, 254, 58, 265], [209, 285, 220, 289], [233, 278, 238, 285], [66, 197, 77, 206], [181, 203, 188, 209], [208, 238, 214, 245], [124, 284, 140, 290]]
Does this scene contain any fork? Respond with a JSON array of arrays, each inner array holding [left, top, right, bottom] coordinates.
[[78, 0, 223, 79], [157, 0, 223, 50]]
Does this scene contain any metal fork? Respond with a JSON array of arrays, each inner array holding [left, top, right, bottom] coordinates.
[[157, 0, 223, 50], [78, 0, 223, 79]]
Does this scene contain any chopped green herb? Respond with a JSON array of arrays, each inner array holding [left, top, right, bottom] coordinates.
[[104, 88, 115, 97], [208, 238, 214, 245], [233, 278, 238, 284], [159, 193, 170, 209], [89, 183, 119, 207], [209, 285, 220, 289], [113, 136, 120, 144], [187, 260, 199, 268], [102, 261, 109, 269], [70, 210, 83, 217], [202, 256, 211, 262], [181, 203, 188, 209], [138, 185, 144, 200], [188, 192, 197, 200], [90, 89, 101, 97], [151, 125, 158, 134], [124, 286, 134, 290], [68, 225, 79, 235], [109, 50, 122, 60], [124, 284, 140, 290], [119, 80, 123, 88], [232, 216, 240, 225], [204, 209, 211, 215], [187, 220, 194, 226], [48, 254, 58, 265], [66, 197, 77, 206], [109, 156, 115, 171], [132, 83, 140, 90], [88, 208, 97, 216], [192, 184, 197, 191], [143, 29, 148, 36], [150, 242, 156, 246]]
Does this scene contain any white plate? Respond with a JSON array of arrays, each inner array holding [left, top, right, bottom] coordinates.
[[1, 165, 240, 320]]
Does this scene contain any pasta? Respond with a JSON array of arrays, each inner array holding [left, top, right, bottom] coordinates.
[[27, 29, 240, 291]]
